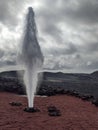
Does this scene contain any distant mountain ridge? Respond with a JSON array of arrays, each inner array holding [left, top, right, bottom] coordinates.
[[0, 70, 98, 98], [0, 70, 98, 80], [43, 71, 98, 81], [91, 71, 98, 77], [0, 70, 24, 78]]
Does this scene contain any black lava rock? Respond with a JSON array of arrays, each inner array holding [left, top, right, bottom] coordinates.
[[9, 102, 22, 106], [24, 107, 40, 113], [81, 95, 94, 101], [47, 106, 61, 116], [92, 99, 98, 106]]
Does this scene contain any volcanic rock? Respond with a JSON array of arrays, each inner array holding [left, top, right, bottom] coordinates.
[[92, 99, 98, 106], [24, 107, 40, 113], [9, 102, 22, 106], [81, 95, 94, 101], [47, 106, 61, 116]]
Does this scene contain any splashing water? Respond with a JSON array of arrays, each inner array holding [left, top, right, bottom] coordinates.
[[18, 7, 43, 108]]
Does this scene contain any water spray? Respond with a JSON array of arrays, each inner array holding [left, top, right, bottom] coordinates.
[[18, 7, 43, 112]]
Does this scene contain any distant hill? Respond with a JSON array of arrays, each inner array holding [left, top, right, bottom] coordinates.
[[0, 70, 98, 81], [91, 71, 98, 77], [43, 71, 98, 81], [0, 70, 98, 78], [0, 71, 18, 78], [0, 70, 98, 98], [0, 70, 24, 78]]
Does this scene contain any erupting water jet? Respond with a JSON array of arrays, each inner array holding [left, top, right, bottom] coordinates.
[[18, 7, 43, 111]]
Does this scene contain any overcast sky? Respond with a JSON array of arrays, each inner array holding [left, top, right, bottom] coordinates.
[[0, 0, 98, 73]]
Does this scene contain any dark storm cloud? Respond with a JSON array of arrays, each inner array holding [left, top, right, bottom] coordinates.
[[37, 0, 98, 27], [67, 0, 98, 24], [55, 0, 98, 25], [74, 42, 98, 55], [0, 0, 26, 26], [37, 0, 98, 41], [87, 61, 98, 70], [42, 23, 62, 43], [0, 0, 98, 72], [35, 0, 98, 72], [44, 42, 78, 56], [87, 42, 98, 52], [0, 49, 4, 58], [36, 0, 98, 54], [44, 64, 72, 70], [52, 63, 73, 70], [0, 47, 16, 67]]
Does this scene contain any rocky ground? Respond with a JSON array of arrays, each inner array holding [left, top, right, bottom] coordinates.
[[0, 92, 98, 130]]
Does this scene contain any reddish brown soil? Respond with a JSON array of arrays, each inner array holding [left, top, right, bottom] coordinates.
[[0, 92, 98, 130]]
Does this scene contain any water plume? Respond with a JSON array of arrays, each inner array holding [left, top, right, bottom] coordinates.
[[18, 7, 43, 108]]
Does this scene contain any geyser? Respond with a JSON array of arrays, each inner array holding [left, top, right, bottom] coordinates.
[[18, 7, 43, 108]]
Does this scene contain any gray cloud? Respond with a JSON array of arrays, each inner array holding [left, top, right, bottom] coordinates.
[[0, 49, 4, 58], [56, 0, 98, 25], [0, 0, 32, 27], [36, 0, 98, 73], [87, 61, 98, 70], [43, 42, 78, 56], [0, 0, 98, 73], [0, 47, 17, 67]]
